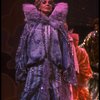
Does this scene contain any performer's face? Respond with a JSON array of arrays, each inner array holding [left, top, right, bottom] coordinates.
[[94, 23, 99, 31], [39, 0, 54, 15], [73, 39, 79, 47]]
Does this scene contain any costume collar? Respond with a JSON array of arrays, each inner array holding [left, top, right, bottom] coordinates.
[[23, 2, 68, 28]]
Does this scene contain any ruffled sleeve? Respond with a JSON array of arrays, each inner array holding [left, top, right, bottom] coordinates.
[[15, 24, 29, 82], [22, 4, 41, 22], [76, 47, 93, 86]]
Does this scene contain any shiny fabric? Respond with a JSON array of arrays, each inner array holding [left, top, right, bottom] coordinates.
[[80, 31, 99, 100], [73, 47, 93, 100]]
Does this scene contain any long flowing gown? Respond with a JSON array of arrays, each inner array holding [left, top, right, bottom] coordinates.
[[15, 3, 77, 100]]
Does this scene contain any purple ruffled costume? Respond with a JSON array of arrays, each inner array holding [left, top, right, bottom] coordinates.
[[15, 2, 77, 100]]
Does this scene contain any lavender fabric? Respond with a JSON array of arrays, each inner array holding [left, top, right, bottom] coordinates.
[[15, 2, 77, 100]]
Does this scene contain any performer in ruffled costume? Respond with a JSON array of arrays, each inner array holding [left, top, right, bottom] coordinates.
[[15, 0, 77, 100]]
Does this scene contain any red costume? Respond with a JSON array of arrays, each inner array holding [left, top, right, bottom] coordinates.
[[70, 33, 93, 100]]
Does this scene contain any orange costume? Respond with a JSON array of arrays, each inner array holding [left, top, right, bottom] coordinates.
[[70, 33, 93, 100]]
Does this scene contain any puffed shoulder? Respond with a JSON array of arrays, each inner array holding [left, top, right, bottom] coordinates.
[[50, 2, 68, 21], [22, 4, 41, 22], [79, 47, 88, 55], [49, 2, 68, 28], [22, 4, 37, 12], [55, 2, 68, 11], [53, 2, 68, 14]]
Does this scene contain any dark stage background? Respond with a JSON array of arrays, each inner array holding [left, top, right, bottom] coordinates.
[[1, 0, 99, 99]]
